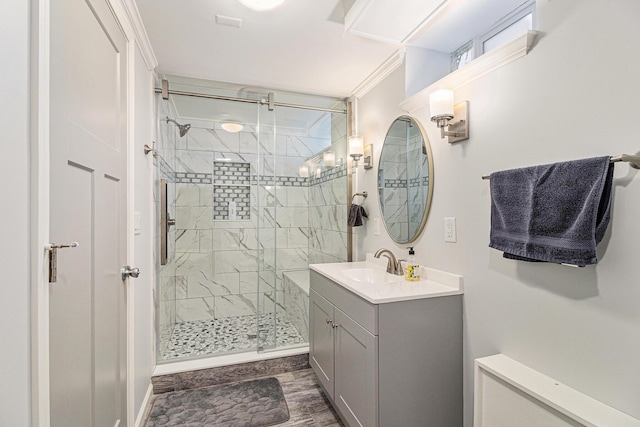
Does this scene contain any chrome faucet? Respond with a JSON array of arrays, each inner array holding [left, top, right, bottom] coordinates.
[[374, 249, 404, 275]]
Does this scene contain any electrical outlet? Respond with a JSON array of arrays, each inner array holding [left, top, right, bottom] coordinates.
[[444, 217, 456, 242], [373, 218, 380, 236]]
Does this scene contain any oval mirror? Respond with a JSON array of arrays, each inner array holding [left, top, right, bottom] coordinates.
[[377, 116, 434, 243]]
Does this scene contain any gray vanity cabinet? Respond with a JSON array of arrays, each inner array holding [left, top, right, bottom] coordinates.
[[309, 289, 335, 399], [310, 288, 378, 427], [309, 270, 463, 427], [333, 307, 378, 427]]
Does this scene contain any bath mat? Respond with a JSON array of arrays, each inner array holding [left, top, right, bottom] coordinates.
[[146, 377, 290, 427]]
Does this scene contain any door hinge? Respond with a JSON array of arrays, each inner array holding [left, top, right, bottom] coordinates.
[[46, 242, 79, 283]]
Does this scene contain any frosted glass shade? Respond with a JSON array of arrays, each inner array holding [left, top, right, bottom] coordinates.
[[323, 151, 336, 167], [349, 135, 364, 155], [298, 165, 309, 177], [429, 89, 454, 118], [238, 0, 285, 11]]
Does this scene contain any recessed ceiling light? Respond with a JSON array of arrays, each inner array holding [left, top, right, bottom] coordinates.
[[221, 121, 244, 133], [237, 0, 286, 12]]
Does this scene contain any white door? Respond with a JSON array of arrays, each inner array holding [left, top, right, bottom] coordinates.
[[49, 0, 128, 425]]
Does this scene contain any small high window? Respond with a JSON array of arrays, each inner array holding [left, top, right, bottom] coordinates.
[[451, 1, 536, 71]]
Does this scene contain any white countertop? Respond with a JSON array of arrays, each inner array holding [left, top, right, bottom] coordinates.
[[309, 255, 463, 304]]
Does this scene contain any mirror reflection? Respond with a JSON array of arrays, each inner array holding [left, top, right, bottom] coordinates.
[[377, 116, 433, 243]]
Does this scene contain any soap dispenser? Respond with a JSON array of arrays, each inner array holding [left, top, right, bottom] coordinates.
[[405, 247, 420, 282]]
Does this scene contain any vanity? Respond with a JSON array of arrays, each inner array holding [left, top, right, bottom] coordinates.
[[309, 259, 463, 427]]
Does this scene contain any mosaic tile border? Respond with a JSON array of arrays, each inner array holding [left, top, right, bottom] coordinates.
[[409, 177, 430, 187], [252, 175, 308, 187], [175, 173, 309, 187], [176, 172, 213, 184], [384, 178, 408, 188], [308, 164, 347, 185]]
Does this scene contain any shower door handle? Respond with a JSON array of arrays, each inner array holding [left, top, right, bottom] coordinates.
[[161, 178, 172, 265]]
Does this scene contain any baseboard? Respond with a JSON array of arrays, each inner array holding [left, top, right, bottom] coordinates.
[[134, 383, 154, 427]]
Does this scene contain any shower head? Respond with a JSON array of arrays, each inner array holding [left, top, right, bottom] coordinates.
[[166, 117, 191, 137]]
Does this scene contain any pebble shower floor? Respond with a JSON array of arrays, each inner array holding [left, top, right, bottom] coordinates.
[[161, 313, 306, 360]]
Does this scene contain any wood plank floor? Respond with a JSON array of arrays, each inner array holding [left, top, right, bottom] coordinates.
[[144, 368, 344, 426], [274, 368, 344, 426]]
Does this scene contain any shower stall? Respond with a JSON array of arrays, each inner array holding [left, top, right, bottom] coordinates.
[[154, 77, 349, 362]]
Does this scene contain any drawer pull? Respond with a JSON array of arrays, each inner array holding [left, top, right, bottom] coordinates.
[[326, 319, 339, 328]]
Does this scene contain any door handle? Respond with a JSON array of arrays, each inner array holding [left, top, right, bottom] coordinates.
[[121, 265, 140, 280]]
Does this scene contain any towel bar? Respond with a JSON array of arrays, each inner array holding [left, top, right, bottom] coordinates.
[[351, 191, 368, 202], [481, 151, 640, 179]]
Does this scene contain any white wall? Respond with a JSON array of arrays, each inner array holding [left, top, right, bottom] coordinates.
[[357, 1, 640, 425], [0, 1, 31, 426], [132, 43, 156, 421]]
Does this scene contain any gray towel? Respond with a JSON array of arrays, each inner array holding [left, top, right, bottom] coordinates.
[[489, 156, 614, 266], [348, 204, 368, 227]]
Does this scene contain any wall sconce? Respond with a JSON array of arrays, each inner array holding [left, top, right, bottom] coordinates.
[[429, 89, 469, 143], [298, 165, 309, 177], [349, 135, 364, 165], [363, 144, 373, 170], [323, 151, 336, 168]]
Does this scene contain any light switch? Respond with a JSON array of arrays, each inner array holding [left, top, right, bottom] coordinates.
[[373, 218, 380, 236], [444, 217, 456, 242]]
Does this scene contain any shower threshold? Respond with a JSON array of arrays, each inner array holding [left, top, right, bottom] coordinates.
[[160, 312, 306, 361]]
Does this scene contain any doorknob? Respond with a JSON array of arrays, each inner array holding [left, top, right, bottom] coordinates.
[[121, 265, 140, 280]]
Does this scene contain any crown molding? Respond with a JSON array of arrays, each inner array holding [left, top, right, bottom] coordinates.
[[400, 30, 537, 113], [351, 48, 406, 99]]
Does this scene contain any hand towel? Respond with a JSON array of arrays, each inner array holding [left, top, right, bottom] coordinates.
[[348, 204, 368, 227], [489, 156, 614, 266]]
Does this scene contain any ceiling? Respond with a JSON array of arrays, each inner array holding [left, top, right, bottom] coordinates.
[[135, 0, 528, 97]]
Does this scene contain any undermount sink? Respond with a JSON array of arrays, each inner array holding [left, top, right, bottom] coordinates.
[[341, 268, 404, 284]]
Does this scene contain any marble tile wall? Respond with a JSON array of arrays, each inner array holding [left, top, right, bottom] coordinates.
[[380, 135, 409, 239], [154, 100, 348, 358], [282, 271, 310, 342], [172, 122, 331, 327], [408, 134, 429, 237], [308, 112, 348, 265]]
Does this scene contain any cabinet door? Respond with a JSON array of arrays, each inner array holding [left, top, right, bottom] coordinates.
[[335, 308, 378, 427], [310, 290, 335, 399]]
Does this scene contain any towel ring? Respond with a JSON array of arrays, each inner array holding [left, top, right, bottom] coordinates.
[[351, 191, 368, 202]]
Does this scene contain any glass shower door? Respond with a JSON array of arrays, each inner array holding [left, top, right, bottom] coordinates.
[[257, 102, 349, 353], [256, 103, 278, 351]]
